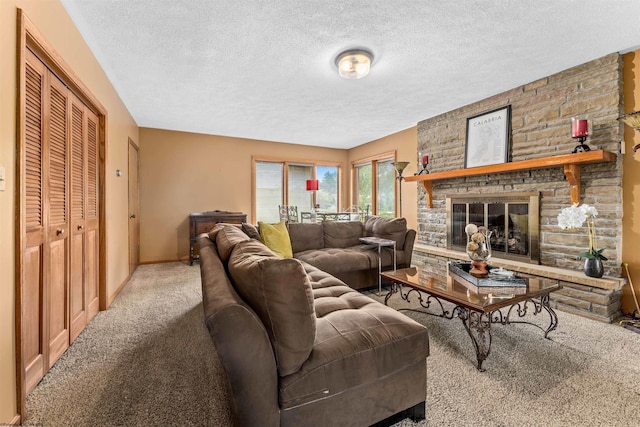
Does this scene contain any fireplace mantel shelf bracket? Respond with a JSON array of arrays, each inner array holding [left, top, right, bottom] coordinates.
[[405, 150, 617, 208]]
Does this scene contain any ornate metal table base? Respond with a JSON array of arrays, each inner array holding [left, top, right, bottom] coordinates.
[[385, 283, 559, 371]]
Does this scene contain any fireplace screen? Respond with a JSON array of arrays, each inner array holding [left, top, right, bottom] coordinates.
[[447, 192, 540, 263]]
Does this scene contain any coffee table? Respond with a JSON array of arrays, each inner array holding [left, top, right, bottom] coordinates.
[[381, 265, 562, 371]]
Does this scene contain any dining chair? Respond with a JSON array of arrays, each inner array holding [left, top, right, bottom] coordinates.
[[278, 205, 299, 223]]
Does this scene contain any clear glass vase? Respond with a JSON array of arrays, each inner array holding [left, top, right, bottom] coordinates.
[[466, 230, 493, 263]]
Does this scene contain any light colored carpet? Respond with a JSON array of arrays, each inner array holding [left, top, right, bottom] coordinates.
[[26, 262, 233, 426], [26, 262, 640, 426], [371, 288, 640, 426]]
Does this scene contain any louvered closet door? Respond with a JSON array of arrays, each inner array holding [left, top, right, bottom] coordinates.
[[23, 49, 47, 393], [45, 67, 70, 368], [22, 48, 100, 394], [69, 95, 100, 341], [85, 108, 100, 320], [69, 96, 86, 341], [23, 48, 72, 383]]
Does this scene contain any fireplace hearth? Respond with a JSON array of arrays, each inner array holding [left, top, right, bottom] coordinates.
[[446, 192, 540, 263]]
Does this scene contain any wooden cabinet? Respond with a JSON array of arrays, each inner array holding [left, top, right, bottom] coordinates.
[[189, 210, 247, 265]]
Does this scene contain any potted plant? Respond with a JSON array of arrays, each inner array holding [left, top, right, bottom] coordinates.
[[557, 203, 607, 278]]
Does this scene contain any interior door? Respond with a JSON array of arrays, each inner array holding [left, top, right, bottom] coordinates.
[[128, 140, 140, 274], [85, 109, 100, 321], [18, 19, 107, 417], [69, 96, 87, 342], [45, 66, 70, 369], [23, 49, 47, 393], [69, 94, 100, 342], [22, 49, 99, 391]]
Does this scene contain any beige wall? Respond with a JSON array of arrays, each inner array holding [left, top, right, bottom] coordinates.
[[622, 50, 640, 314], [347, 127, 418, 231], [138, 128, 349, 263], [138, 127, 419, 263], [1, 1, 138, 422]]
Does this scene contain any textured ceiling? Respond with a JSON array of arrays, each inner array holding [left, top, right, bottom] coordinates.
[[61, 0, 640, 149]]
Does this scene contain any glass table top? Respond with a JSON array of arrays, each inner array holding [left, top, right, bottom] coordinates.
[[381, 264, 561, 311]]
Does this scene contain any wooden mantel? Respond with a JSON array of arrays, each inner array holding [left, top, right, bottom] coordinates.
[[405, 150, 617, 208]]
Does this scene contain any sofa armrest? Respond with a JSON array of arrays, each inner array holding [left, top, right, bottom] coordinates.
[[399, 229, 416, 266], [206, 306, 280, 427], [199, 235, 280, 427]]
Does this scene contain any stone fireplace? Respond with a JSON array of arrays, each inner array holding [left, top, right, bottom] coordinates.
[[446, 192, 540, 263], [412, 53, 625, 322]]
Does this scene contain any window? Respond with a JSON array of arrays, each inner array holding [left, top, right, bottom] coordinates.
[[317, 165, 339, 211], [288, 164, 313, 211], [253, 158, 341, 223], [255, 162, 284, 223], [376, 159, 395, 217], [355, 163, 372, 211], [352, 152, 395, 217]]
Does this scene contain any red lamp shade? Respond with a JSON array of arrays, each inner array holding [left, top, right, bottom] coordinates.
[[306, 179, 319, 191]]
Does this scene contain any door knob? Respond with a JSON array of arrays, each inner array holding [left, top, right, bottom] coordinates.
[[130, 214, 136, 219], [77, 225, 84, 230], [56, 229, 64, 236]]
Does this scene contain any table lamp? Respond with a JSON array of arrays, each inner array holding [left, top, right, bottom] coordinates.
[[306, 179, 319, 222]]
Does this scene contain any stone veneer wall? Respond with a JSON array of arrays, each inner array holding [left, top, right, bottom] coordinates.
[[415, 53, 624, 321]]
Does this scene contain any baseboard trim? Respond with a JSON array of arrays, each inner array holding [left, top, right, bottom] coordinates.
[[107, 274, 130, 308], [139, 258, 186, 265]]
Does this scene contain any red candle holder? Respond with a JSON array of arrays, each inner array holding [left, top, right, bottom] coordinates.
[[416, 152, 430, 175], [571, 118, 591, 153]]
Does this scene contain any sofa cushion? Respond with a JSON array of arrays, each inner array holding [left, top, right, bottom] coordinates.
[[278, 263, 429, 408], [228, 240, 316, 377], [294, 246, 378, 274], [241, 222, 262, 241], [287, 222, 324, 253], [364, 216, 407, 249], [232, 238, 278, 258], [213, 224, 250, 262], [323, 221, 364, 248], [259, 221, 293, 258]]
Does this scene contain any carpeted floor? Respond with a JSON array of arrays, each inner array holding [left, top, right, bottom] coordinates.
[[26, 262, 640, 426], [26, 262, 233, 426]]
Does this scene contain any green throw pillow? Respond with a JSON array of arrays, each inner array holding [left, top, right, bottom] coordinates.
[[258, 221, 293, 258]]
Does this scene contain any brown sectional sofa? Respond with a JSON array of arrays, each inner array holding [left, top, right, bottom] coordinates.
[[275, 216, 415, 290], [198, 223, 429, 426]]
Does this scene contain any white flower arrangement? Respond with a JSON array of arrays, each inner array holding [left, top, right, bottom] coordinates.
[[557, 203, 607, 260]]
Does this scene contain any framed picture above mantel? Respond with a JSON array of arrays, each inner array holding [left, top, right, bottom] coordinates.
[[464, 105, 512, 168]]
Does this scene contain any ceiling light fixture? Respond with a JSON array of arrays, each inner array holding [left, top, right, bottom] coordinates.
[[335, 49, 373, 79]]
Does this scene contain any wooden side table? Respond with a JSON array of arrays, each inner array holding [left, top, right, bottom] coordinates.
[[189, 210, 246, 265]]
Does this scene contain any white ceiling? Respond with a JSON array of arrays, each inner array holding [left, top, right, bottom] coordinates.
[[61, 0, 640, 149]]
